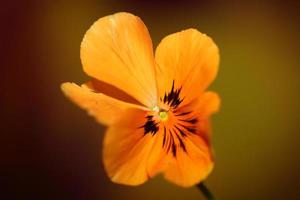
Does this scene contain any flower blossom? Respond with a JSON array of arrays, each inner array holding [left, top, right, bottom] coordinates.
[[62, 12, 220, 187]]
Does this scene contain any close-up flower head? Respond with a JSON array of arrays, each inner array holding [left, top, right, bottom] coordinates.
[[61, 12, 220, 188], [5, 1, 299, 199]]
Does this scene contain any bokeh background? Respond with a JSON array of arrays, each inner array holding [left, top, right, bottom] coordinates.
[[2, 0, 300, 199]]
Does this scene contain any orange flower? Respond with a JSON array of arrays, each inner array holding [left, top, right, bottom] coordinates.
[[61, 12, 220, 187]]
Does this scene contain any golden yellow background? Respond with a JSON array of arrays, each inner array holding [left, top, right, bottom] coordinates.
[[2, 0, 300, 199]]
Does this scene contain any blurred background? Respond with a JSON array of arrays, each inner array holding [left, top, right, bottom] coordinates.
[[1, 0, 300, 199]]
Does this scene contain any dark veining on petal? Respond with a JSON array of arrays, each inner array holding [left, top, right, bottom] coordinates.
[[162, 126, 166, 147], [172, 140, 177, 157], [143, 80, 200, 157], [177, 122, 197, 134], [141, 115, 159, 135], [162, 80, 184, 109], [186, 127, 196, 134], [169, 129, 177, 157], [184, 118, 198, 124], [164, 127, 188, 157], [174, 130, 187, 153], [174, 111, 191, 116], [158, 80, 199, 156], [174, 124, 187, 137], [179, 117, 198, 124], [166, 129, 173, 155]]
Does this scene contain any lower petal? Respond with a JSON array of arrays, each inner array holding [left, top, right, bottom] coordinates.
[[146, 128, 168, 177], [103, 109, 163, 185], [163, 135, 214, 187]]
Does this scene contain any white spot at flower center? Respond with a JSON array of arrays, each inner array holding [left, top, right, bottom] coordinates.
[[150, 106, 160, 112]]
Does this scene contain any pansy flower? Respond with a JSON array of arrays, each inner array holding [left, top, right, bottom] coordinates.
[[61, 12, 220, 187]]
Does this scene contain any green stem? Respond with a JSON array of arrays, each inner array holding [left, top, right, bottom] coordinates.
[[196, 182, 216, 200]]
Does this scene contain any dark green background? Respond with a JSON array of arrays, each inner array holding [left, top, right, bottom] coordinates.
[[2, 0, 300, 199]]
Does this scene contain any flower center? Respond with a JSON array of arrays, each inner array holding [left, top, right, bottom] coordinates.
[[159, 111, 168, 121]]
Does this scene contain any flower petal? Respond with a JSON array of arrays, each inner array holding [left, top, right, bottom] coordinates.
[[81, 12, 157, 107], [155, 29, 219, 106], [163, 134, 214, 187], [61, 82, 145, 126], [192, 92, 221, 119], [146, 128, 169, 177], [170, 91, 220, 143], [188, 91, 220, 142], [179, 91, 221, 120], [85, 79, 142, 106], [103, 109, 162, 185]]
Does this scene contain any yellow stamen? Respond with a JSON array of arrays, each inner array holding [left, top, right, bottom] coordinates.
[[159, 111, 168, 121]]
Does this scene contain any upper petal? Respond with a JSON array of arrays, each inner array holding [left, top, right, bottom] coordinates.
[[81, 12, 157, 107], [61, 82, 145, 126], [155, 29, 219, 106]]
